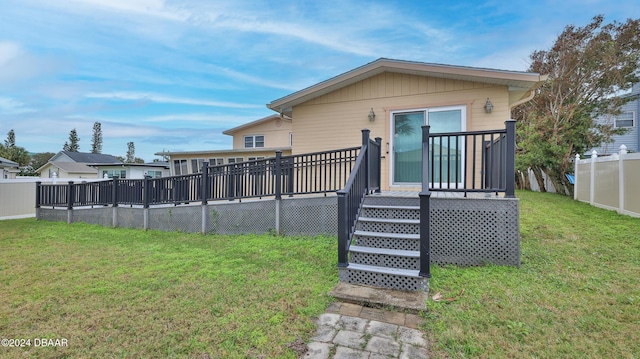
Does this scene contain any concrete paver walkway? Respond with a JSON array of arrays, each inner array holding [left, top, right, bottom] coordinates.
[[303, 302, 429, 359]]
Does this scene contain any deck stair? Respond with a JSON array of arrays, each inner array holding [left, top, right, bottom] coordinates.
[[338, 195, 429, 292]]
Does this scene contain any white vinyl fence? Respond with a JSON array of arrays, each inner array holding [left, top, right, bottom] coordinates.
[[575, 145, 640, 218], [0, 178, 106, 220]]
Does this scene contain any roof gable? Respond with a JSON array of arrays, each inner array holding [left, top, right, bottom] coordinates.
[[267, 58, 547, 115], [222, 114, 292, 135]]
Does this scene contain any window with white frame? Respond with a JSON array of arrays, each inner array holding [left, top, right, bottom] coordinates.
[[244, 135, 265, 148], [209, 158, 224, 166], [247, 156, 265, 161], [147, 170, 163, 178], [227, 157, 244, 164], [103, 169, 127, 179], [615, 111, 635, 128], [190, 158, 204, 173], [173, 159, 188, 175]]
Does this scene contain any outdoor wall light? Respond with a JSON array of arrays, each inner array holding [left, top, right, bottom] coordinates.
[[484, 98, 493, 113], [368, 108, 376, 121]]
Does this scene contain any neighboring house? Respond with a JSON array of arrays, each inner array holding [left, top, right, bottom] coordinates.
[[157, 114, 293, 175], [94, 162, 170, 179], [37, 151, 122, 179], [0, 156, 19, 179], [591, 82, 640, 155], [267, 58, 546, 190]]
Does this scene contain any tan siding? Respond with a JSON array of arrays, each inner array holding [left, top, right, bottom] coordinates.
[[291, 72, 512, 190], [418, 77, 427, 93], [362, 78, 371, 99], [624, 158, 640, 214], [231, 118, 292, 149]]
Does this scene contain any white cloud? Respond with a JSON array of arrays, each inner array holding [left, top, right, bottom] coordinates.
[[141, 113, 258, 124], [67, 0, 190, 21], [0, 41, 22, 67], [0, 41, 66, 86], [0, 97, 36, 114], [84, 91, 262, 109]]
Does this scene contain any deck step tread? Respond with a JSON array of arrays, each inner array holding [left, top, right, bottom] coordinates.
[[346, 263, 421, 277], [354, 230, 420, 240], [362, 204, 420, 210], [349, 245, 419, 257], [358, 217, 419, 224]]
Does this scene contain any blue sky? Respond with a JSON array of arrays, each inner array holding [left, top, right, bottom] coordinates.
[[1, 0, 638, 161]]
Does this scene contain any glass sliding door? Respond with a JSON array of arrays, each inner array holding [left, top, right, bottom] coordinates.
[[428, 109, 463, 186], [393, 111, 424, 183], [391, 106, 464, 185]]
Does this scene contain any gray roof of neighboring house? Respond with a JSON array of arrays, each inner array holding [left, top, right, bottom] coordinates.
[[0, 156, 19, 167], [60, 151, 122, 163], [91, 162, 170, 168]]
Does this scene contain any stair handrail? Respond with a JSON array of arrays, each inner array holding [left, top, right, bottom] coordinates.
[[419, 125, 432, 278], [337, 129, 377, 267]]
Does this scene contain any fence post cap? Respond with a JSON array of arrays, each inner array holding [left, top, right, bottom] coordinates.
[[591, 150, 598, 158], [619, 144, 628, 154], [575, 153, 581, 160]]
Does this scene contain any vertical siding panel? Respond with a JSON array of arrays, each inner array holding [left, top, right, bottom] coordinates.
[[445, 78, 455, 92], [410, 75, 419, 94], [393, 73, 402, 96], [385, 73, 395, 97], [419, 77, 427, 93], [427, 77, 435, 93], [370, 75, 378, 98], [347, 83, 358, 101], [363, 78, 372, 99], [401, 74, 411, 95], [375, 74, 385, 98], [340, 87, 349, 102]]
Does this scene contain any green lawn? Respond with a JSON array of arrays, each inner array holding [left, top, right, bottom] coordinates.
[[0, 220, 337, 358], [424, 191, 640, 358], [1, 191, 639, 358]]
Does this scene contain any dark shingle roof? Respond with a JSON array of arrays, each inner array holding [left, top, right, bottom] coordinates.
[[62, 151, 122, 164]]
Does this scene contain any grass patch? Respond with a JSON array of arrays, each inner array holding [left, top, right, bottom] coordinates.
[[0, 220, 337, 358], [424, 190, 640, 358]]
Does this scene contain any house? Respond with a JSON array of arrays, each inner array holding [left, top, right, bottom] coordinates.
[[37, 151, 123, 179], [37, 58, 547, 295], [157, 114, 293, 175], [591, 82, 639, 155], [93, 162, 171, 179], [267, 58, 547, 190], [0, 156, 19, 179]]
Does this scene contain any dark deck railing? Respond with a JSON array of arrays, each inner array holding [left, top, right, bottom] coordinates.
[[419, 120, 516, 278], [424, 120, 516, 196], [337, 129, 382, 267], [35, 146, 360, 209]]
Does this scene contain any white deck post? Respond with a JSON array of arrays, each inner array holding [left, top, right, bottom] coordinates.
[[619, 145, 627, 215], [590, 150, 597, 205], [574, 154, 580, 200]]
